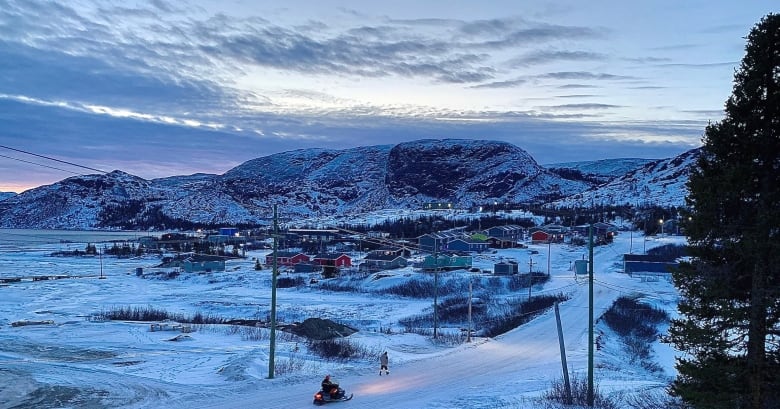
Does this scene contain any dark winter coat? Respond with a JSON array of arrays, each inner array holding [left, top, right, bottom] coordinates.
[[380, 352, 388, 366]]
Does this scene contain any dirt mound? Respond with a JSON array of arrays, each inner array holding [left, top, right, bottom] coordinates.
[[288, 318, 357, 340]]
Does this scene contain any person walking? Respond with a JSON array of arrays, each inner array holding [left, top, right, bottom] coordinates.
[[379, 351, 389, 376]]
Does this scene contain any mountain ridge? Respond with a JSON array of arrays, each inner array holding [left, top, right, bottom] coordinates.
[[0, 139, 695, 229]]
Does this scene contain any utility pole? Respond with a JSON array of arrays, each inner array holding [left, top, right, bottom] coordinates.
[[268, 205, 279, 379], [555, 302, 572, 405], [467, 277, 473, 343], [528, 256, 536, 302], [98, 248, 105, 279], [587, 223, 594, 407], [547, 239, 552, 277], [433, 241, 438, 339]]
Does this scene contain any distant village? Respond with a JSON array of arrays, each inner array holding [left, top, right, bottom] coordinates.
[[117, 213, 680, 278]]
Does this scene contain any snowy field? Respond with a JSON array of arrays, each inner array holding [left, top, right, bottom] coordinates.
[[0, 228, 684, 408]]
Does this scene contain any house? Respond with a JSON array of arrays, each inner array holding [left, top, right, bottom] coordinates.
[[183, 255, 225, 273], [422, 202, 454, 210], [447, 238, 489, 253], [420, 253, 472, 272], [359, 253, 408, 272], [531, 230, 553, 244], [313, 253, 352, 268], [285, 229, 341, 249], [265, 251, 311, 266], [374, 245, 412, 258], [293, 262, 321, 273], [138, 235, 159, 249], [483, 224, 525, 248], [367, 231, 391, 239], [417, 231, 463, 252], [219, 227, 239, 236], [572, 223, 618, 242], [530, 226, 566, 244], [494, 260, 519, 275], [623, 254, 679, 276]]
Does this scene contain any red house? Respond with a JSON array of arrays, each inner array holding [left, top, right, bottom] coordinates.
[[531, 229, 564, 244], [265, 251, 310, 266], [531, 230, 552, 244], [313, 253, 352, 268]]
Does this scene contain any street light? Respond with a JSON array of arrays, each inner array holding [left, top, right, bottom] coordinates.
[[659, 219, 664, 236]]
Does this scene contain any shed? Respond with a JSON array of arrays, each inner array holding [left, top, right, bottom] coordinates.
[[494, 260, 519, 275]]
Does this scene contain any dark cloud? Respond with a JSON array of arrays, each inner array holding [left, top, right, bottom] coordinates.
[[557, 84, 601, 89], [544, 103, 621, 110], [655, 61, 738, 68], [624, 56, 672, 63], [541, 72, 635, 80], [555, 94, 599, 98], [468, 79, 527, 89], [0, 41, 228, 115], [509, 50, 606, 67]]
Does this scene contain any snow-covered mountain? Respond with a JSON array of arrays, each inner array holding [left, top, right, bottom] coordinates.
[[0, 140, 695, 229], [545, 158, 656, 178], [0, 192, 16, 201], [544, 158, 657, 185], [550, 148, 700, 208]]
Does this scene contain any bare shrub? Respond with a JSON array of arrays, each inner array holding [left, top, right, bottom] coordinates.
[[541, 373, 620, 409], [306, 337, 376, 361], [95, 305, 226, 324], [277, 276, 306, 288], [274, 354, 308, 376], [623, 388, 688, 409]]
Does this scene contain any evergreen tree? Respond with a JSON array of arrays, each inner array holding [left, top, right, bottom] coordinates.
[[667, 14, 780, 409]]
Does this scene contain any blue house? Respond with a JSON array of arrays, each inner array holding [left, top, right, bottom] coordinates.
[[447, 238, 489, 253], [623, 254, 679, 275], [359, 253, 408, 272], [417, 231, 463, 252]]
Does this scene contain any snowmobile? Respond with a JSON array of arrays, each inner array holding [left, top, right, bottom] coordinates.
[[313, 386, 353, 405]]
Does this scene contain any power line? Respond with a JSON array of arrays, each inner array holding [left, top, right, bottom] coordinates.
[[0, 144, 108, 174], [0, 153, 79, 175]]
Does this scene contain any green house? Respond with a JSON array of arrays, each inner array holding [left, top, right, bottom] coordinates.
[[421, 253, 472, 271], [183, 255, 226, 273]]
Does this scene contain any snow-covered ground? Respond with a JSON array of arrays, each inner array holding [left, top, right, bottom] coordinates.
[[0, 228, 684, 408]]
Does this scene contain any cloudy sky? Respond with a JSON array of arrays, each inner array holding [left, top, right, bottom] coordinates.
[[0, 0, 775, 192]]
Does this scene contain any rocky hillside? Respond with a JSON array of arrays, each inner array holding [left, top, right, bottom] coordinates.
[[549, 148, 700, 208], [0, 139, 592, 229], [0, 192, 16, 201]]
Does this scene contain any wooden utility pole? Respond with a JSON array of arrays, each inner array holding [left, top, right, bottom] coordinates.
[[467, 278, 473, 343], [547, 239, 552, 277], [528, 256, 536, 302], [555, 302, 572, 405], [268, 205, 279, 379], [98, 249, 105, 279], [587, 223, 594, 407], [433, 242, 438, 339]]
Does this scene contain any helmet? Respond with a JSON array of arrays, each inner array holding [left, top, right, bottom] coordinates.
[[325, 375, 330, 380]]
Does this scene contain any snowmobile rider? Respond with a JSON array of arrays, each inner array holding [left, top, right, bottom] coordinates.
[[321, 375, 339, 397]]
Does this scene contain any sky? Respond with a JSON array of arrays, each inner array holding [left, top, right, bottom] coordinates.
[[0, 0, 775, 193], [0, 222, 686, 408]]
